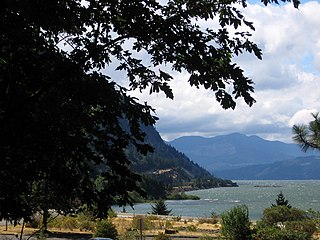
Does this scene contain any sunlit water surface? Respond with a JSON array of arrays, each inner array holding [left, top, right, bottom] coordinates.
[[113, 180, 320, 220]]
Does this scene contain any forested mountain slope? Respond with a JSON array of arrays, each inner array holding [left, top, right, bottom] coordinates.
[[126, 126, 236, 195]]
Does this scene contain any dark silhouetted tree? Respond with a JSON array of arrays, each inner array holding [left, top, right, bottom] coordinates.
[[1, 0, 299, 224], [272, 191, 292, 208]]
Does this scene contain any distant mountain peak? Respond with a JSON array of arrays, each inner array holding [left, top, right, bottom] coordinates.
[[169, 133, 319, 173]]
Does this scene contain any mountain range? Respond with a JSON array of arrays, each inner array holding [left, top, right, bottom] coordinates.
[[127, 126, 236, 195], [169, 133, 320, 180], [213, 156, 320, 180]]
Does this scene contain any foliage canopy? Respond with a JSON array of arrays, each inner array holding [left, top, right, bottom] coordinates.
[[221, 205, 251, 240], [1, 0, 299, 222], [256, 206, 315, 240], [293, 112, 320, 152]]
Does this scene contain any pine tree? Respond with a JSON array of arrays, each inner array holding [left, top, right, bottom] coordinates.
[[293, 112, 320, 152], [272, 192, 292, 208], [151, 200, 172, 216]]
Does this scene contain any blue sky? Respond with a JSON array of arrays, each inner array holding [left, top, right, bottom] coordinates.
[[128, 0, 320, 143]]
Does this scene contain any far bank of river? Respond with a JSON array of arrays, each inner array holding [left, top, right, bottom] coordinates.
[[113, 180, 320, 220]]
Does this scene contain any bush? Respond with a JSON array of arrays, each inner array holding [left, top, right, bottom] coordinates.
[[108, 209, 117, 218], [186, 224, 197, 232], [153, 233, 171, 240], [132, 216, 155, 230], [165, 220, 173, 229], [172, 216, 181, 221], [60, 216, 79, 230], [118, 229, 140, 240], [255, 213, 316, 240], [286, 220, 316, 239], [199, 235, 214, 240], [306, 208, 320, 229], [94, 219, 118, 239], [47, 215, 79, 230], [255, 225, 311, 240], [221, 205, 251, 240], [78, 218, 95, 232], [261, 206, 306, 226], [198, 217, 219, 224], [257, 204, 316, 240]]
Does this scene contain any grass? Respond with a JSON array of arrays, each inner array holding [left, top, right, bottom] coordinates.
[[1, 214, 221, 239]]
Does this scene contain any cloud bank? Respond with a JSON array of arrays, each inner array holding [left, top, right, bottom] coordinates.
[[130, 1, 320, 143]]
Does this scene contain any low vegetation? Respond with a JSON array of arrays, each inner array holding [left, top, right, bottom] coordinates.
[[3, 193, 320, 240], [221, 205, 251, 240], [93, 220, 118, 239], [166, 193, 200, 200]]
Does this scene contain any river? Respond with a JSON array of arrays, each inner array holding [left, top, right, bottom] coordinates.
[[112, 180, 320, 220]]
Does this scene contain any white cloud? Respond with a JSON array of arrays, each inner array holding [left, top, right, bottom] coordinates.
[[129, 1, 320, 143], [289, 109, 318, 126]]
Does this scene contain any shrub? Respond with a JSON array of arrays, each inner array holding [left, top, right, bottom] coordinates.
[[255, 214, 316, 240], [78, 218, 95, 232], [94, 219, 118, 239], [118, 229, 140, 240], [306, 208, 320, 229], [199, 235, 214, 240], [172, 216, 181, 221], [108, 209, 117, 218], [286, 220, 316, 239], [221, 205, 251, 240], [146, 215, 160, 221], [60, 216, 79, 230], [165, 220, 173, 229], [255, 225, 311, 240], [153, 232, 171, 240], [198, 217, 218, 224], [132, 216, 156, 231], [186, 224, 197, 232], [261, 205, 306, 226], [47, 216, 62, 229]]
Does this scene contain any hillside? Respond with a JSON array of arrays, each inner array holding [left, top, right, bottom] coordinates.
[[214, 156, 320, 180], [169, 133, 317, 171], [126, 126, 236, 195]]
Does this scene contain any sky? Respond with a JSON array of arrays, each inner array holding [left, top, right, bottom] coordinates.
[[128, 0, 320, 143]]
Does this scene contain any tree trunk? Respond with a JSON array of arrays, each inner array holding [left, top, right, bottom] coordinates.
[[42, 208, 49, 232]]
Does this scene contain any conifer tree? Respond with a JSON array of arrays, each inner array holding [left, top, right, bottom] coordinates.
[[293, 112, 320, 152], [272, 192, 292, 208], [151, 200, 172, 216]]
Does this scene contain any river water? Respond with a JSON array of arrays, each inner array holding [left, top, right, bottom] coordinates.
[[113, 180, 320, 220]]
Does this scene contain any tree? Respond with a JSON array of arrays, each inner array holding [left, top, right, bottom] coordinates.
[[221, 205, 251, 240], [272, 192, 292, 208], [94, 220, 118, 239], [293, 112, 320, 152], [256, 205, 316, 240], [1, 0, 299, 223], [151, 200, 172, 216], [261, 205, 306, 226]]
